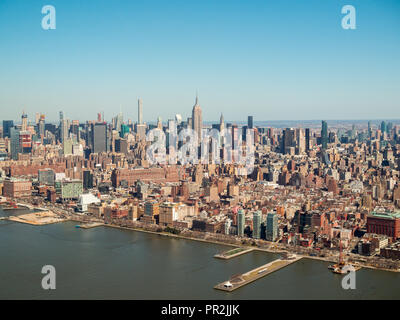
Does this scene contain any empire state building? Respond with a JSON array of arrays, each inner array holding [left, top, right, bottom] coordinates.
[[192, 94, 202, 143]]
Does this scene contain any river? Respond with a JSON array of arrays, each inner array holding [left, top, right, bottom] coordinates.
[[0, 207, 399, 299]]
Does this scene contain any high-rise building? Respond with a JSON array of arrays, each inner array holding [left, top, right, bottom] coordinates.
[[70, 120, 80, 142], [21, 112, 28, 131], [138, 98, 143, 125], [91, 122, 108, 153], [192, 94, 202, 143], [321, 120, 328, 150], [281, 128, 295, 154], [381, 121, 387, 134], [219, 114, 224, 132], [38, 169, 55, 186], [2, 120, 14, 138], [253, 210, 261, 239], [266, 212, 278, 241], [248, 116, 253, 129], [114, 112, 123, 133], [83, 170, 94, 189], [368, 121, 372, 138], [135, 123, 147, 141], [10, 127, 21, 160], [60, 119, 69, 143], [296, 128, 305, 154], [237, 209, 245, 237], [38, 114, 45, 139], [305, 128, 311, 152]]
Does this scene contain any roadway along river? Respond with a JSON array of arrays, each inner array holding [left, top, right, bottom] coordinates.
[[1, 207, 399, 299]]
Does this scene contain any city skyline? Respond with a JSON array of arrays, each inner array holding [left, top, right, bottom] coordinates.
[[1, 0, 400, 122]]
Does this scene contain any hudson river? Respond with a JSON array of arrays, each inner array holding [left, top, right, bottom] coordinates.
[[1, 208, 399, 299]]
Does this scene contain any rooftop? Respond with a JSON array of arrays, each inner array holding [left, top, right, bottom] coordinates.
[[369, 211, 400, 220]]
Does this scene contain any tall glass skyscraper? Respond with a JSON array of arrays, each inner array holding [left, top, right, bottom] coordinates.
[[237, 209, 245, 237], [266, 212, 278, 242], [252, 211, 261, 239], [2, 120, 14, 138], [321, 120, 328, 150]]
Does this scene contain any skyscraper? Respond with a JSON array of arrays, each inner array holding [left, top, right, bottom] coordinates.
[[321, 120, 328, 150], [192, 94, 202, 143], [219, 114, 224, 132], [305, 128, 311, 152], [368, 121, 372, 138], [38, 114, 45, 140], [381, 120, 387, 134], [266, 212, 278, 242], [2, 120, 14, 138], [138, 98, 143, 125], [248, 116, 253, 129], [10, 127, 21, 160], [237, 209, 245, 237], [91, 122, 108, 153], [281, 128, 295, 154], [21, 112, 28, 131], [60, 119, 69, 143], [253, 210, 261, 239], [296, 128, 305, 154]]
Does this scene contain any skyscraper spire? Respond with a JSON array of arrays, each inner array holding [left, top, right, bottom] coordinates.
[[192, 94, 202, 143], [138, 98, 143, 124]]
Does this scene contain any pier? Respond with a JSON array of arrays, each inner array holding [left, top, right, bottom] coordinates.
[[214, 247, 254, 260], [214, 255, 302, 292], [75, 222, 104, 229], [7, 211, 66, 225]]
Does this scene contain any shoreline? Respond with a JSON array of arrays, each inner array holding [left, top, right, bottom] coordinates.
[[96, 222, 400, 273], [3, 207, 399, 274]]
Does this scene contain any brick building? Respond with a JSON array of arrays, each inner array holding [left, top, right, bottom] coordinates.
[[367, 211, 400, 239], [3, 179, 32, 198]]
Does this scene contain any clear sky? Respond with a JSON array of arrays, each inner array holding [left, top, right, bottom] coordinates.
[[0, 0, 399, 123]]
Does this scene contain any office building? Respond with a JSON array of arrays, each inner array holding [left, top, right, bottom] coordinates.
[[91, 122, 108, 153], [138, 98, 143, 124], [2, 120, 14, 138], [10, 127, 21, 160], [266, 212, 278, 241], [321, 120, 328, 150], [253, 210, 261, 239], [248, 116, 253, 129], [237, 209, 245, 237], [192, 94, 202, 143]]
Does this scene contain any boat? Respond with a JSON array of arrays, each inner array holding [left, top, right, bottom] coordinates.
[[75, 225, 81, 228], [223, 281, 233, 288]]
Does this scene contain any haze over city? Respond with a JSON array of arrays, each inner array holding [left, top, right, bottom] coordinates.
[[1, 0, 400, 122]]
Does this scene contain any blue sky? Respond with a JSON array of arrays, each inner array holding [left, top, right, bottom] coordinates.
[[0, 0, 399, 123]]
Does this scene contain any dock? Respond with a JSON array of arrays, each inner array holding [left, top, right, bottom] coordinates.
[[7, 211, 66, 225], [214, 255, 302, 292], [75, 222, 104, 229], [214, 247, 254, 260]]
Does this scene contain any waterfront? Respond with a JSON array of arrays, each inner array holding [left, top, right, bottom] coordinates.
[[1, 208, 400, 300]]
